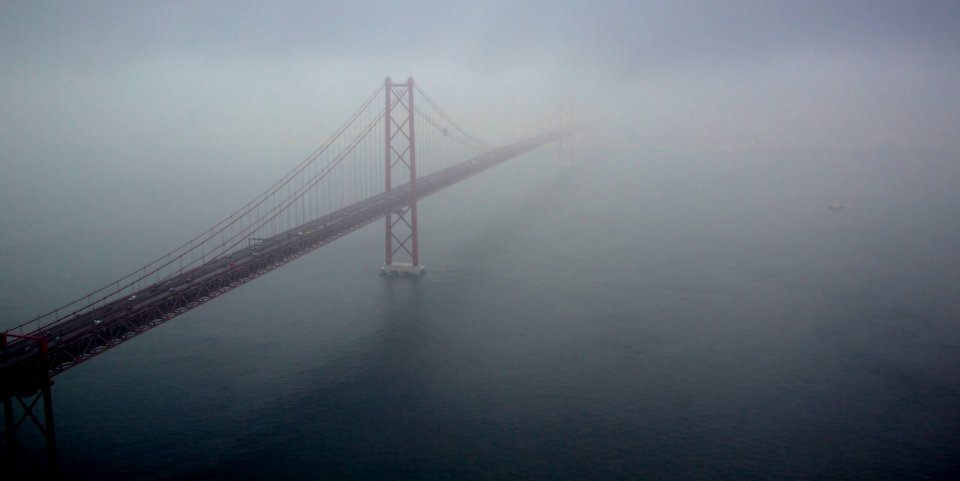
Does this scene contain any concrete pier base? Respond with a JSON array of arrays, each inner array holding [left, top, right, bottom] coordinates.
[[379, 263, 426, 277]]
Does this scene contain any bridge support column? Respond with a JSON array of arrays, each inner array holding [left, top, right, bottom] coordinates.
[[381, 76, 425, 277], [2, 384, 58, 476], [2, 394, 14, 457], [1, 335, 58, 475]]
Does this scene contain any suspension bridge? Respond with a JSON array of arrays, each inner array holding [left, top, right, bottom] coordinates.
[[0, 77, 576, 468]]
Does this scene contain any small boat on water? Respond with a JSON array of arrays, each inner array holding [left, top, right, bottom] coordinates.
[[828, 204, 846, 212]]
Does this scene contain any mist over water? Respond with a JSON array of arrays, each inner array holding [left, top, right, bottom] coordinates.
[[3, 146, 957, 479]]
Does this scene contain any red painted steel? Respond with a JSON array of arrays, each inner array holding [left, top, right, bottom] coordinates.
[[407, 78, 420, 266], [1, 333, 48, 355], [384, 77, 393, 265]]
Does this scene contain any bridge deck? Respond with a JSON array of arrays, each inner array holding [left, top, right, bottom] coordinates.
[[0, 129, 572, 389]]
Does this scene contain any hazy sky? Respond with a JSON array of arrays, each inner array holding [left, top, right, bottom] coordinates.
[[2, 1, 959, 152], [1, 0, 959, 230]]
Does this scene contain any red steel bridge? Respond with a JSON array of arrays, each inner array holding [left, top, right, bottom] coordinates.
[[0, 77, 576, 468]]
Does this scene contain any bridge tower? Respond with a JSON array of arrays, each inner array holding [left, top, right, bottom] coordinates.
[[557, 77, 577, 165], [380, 77, 425, 277]]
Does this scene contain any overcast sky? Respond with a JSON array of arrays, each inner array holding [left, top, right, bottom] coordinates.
[[1, 0, 959, 200], [3, 1, 959, 146]]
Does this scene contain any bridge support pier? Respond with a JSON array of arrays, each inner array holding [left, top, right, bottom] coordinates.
[[2, 383, 58, 469], [0, 379, 57, 477], [379, 263, 426, 277], [381, 76, 425, 277], [1, 334, 58, 475]]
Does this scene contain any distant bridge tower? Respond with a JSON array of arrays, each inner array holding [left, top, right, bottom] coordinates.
[[380, 77, 425, 276], [557, 77, 576, 165]]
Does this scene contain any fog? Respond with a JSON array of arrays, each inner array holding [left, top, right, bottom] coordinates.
[[2, 1, 960, 478], [2, 0, 958, 364]]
